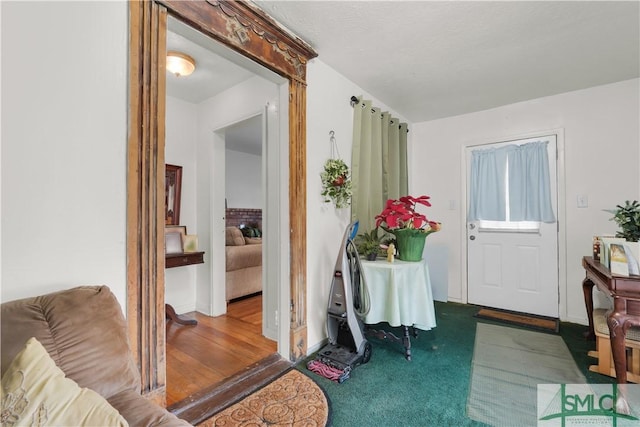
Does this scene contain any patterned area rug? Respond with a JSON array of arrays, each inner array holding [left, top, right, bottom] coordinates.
[[197, 369, 329, 427]]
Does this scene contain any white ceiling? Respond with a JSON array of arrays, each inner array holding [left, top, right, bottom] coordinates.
[[256, 0, 639, 122], [166, 18, 264, 155], [166, 1, 639, 134], [166, 19, 256, 104]]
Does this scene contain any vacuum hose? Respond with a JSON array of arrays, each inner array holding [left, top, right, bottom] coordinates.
[[346, 238, 370, 318]]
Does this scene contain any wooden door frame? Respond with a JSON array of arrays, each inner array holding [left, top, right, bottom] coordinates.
[[127, 0, 316, 403]]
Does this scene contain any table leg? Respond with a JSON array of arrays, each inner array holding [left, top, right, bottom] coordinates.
[[607, 300, 640, 415], [365, 325, 413, 361], [582, 277, 595, 340], [608, 310, 628, 385], [402, 326, 412, 361], [606, 300, 640, 385], [165, 303, 197, 326]]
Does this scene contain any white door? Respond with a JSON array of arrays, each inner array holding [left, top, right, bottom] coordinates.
[[467, 135, 558, 318]]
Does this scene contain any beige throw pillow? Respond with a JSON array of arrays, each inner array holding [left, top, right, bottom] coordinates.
[[1, 337, 129, 427]]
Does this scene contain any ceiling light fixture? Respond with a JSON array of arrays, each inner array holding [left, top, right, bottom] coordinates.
[[166, 51, 196, 77]]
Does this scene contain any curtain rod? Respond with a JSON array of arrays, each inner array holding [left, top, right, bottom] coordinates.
[[349, 95, 409, 132]]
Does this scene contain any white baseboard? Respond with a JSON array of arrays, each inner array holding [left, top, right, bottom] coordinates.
[[306, 338, 329, 356], [169, 302, 197, 316]]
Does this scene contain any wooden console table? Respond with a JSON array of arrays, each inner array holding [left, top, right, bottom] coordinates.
[[582, 256, 640, 413], [165, 251, 204, 326]]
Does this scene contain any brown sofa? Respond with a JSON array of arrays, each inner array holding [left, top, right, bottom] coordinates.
[[225, 227, 262, 301], [1, 285, 190, 426]]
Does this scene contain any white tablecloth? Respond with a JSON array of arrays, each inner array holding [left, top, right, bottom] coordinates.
[[361, 258, 437, 331]]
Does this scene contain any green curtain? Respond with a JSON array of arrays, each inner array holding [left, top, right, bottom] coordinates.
[[351, 97, 408, 232]]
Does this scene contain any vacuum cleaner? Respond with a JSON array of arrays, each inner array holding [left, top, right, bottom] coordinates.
[[307, 221, 372, 383]]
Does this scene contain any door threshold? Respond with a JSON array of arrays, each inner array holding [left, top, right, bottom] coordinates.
[[168, 353, 292, 425], [474, 306, 560, 333]]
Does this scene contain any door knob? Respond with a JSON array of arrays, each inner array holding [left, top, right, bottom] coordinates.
[[469, 235, 476, 240]]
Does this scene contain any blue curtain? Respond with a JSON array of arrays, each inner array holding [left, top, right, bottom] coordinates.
[[507, 141, 555, 222], [468, 141, 555, 222], [468, 147, 508, 221]]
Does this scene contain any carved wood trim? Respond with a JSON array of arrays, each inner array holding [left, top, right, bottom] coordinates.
[[127, 0, 168, 405], [128, 0, 317, 403], [159, 0, 315, 83], [288, 79, 308, 360]]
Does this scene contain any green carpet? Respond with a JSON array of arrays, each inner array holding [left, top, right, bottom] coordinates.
[[466, 323, 585, 426], [298, 302, 615, 427]]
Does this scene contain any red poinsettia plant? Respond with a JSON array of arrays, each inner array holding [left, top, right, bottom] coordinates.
[[375, 195, 442, 235]]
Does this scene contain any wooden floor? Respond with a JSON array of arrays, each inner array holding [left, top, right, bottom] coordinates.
[[166, 294, 277, 407]]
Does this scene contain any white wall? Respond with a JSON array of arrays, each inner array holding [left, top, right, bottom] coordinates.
[[225, 149, 262, 209], [165, 96, 198, 313], [411, 78, 640, 324], [1, 2, 129, 307], [195, 76, 279, 316], [305, 59, 412, 350]]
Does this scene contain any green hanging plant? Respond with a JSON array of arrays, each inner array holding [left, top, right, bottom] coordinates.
[[320, 158, 352, 209]]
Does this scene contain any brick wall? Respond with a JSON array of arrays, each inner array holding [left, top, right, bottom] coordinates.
[[225, 208, 262, 229]]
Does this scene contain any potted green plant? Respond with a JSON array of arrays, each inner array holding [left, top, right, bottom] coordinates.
[[355, 228, 384, 261], [320, 158, 352, 209], [608, 200, 640, 242], [375, 195, 442, 261]]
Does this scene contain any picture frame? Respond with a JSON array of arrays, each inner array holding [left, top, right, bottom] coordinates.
[[183, 234, 198, 253], [165, 164, 182, 225], [165, 232, 183, 254], [166, 225, 187, 241]]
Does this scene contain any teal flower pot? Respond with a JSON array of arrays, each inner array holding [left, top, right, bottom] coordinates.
[[393, 228, 427, 262]]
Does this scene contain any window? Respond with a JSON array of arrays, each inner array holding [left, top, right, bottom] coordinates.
[[469, 140, 555, 231]]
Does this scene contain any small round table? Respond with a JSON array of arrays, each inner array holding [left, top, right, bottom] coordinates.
[[360, 258, 437, 360]]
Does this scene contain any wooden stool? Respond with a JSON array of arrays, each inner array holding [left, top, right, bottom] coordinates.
[[588, 308, 640, 383]]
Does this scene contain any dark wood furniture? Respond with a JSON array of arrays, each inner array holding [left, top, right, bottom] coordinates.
[[582, 256, 640, 380], [582, 256, 640, 412], [166, 251, 205, 325]]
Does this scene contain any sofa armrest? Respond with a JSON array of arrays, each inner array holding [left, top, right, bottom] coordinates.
[[108, 390, 191, 426]]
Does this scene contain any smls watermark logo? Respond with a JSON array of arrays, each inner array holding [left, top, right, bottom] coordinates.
[[538, 384, 640, 426]]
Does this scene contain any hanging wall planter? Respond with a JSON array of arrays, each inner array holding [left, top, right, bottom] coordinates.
[[320, 131, 352, 209], [321, 158, 352, 209]]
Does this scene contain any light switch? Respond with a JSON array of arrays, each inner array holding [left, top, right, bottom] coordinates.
[[577, 194, 588, 208]]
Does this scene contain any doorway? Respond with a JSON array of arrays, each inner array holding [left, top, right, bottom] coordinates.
[[221, 110, 280, 340], [466, 134, 560, 318], [127, 1, 317, 404], [163, 16, 281, 402]]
